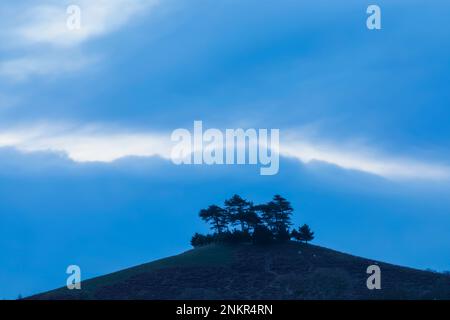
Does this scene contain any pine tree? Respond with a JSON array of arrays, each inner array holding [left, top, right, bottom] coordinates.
[[257, 195, 293, 239], [245, 206, 261, 232], [199, 205, 228, 234], [194, 195, 314, 247], [252, 225, 274, 245], [272, 195, 293, 231], [224, 195, 256, 232], [296, 224, 315, 244], [191, 233, 207, 247], [255, 202, 276, 231]]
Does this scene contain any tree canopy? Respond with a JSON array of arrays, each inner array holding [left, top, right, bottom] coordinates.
[[192, 195, 315, 247]]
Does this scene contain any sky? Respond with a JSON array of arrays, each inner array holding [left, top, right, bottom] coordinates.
[[1, 0, 450, 299]]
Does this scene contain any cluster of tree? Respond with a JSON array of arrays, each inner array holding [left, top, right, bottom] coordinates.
[[191, 194, 314, 247]]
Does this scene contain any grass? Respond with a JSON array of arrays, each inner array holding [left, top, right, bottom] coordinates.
[[32, 244, 236, 299], [30, 242, 450, 300]]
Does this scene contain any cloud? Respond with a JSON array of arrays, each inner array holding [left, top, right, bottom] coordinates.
[[0, 123, 449, 181], [0, 124, 171, 162], [15, 0, 158, 47], [281, 140, 450, 181], [0, 54, 96, 81], [0, 0, 159, 81]]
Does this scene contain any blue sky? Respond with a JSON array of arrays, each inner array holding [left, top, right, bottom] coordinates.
[[1, 0, 450, 298]]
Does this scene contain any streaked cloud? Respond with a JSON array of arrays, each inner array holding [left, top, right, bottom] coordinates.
[[0, 54, 97, 81], [0, 124, 171, 163], [14, 0, 158, 47], [0, 123, 449, 181], [0, 0, 159, 81], [282, 140, 450, 181]]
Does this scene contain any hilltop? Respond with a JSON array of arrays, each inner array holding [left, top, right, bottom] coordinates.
[[30, 242, 450, 300]]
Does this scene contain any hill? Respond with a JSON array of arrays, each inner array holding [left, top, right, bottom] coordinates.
[[29, 242, 450, 300]]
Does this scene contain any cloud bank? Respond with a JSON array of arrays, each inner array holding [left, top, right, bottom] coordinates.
[[0, 123, 448, 181], [0, 124, 171, 163], [281, 141, 450, 181]]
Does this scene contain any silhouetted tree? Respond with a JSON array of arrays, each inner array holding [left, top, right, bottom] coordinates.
[[252, 225, 274, 245], [216, 230, 252, 244], [224, 195, 257, 232], [199, 205, 228, 234], [272, 195, 293, 230], [193, 195, 314, 247], [245, 206, 261, 232], [274, 227, 291, 243], [295, 224, 315, 244], [191, 233, 217, 247], [257, 195, 293, 239], [191, 233, 207, 247], [254, 202, 275, 231]]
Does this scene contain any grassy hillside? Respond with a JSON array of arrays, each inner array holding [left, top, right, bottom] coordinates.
[[30, 242, 450, 300]]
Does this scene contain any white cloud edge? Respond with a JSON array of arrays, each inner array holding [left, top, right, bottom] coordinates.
[[0, 124, 172, 163], [281, 142, 450, 181], [0, 123, 449, 181]]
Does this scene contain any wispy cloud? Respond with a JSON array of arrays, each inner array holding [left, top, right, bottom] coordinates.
[[0, 54, 97, 81], [0, 123, 449, 181], [14, 0, 158, 48], [0, 0, 159, 81], [0, 123, 171, 162], [282, 140, 450, 181]]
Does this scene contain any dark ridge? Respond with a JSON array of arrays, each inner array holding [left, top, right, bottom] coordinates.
[[29, 242, 450, 300]]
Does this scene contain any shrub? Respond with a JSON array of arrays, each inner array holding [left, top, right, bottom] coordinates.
[[274, 227, 291, 243], [292, 224, 315, 244], [214, 230, 252, 244], [190, 233, 215, 247], [252, 225, 274, 245], [228, 230, 252, 244]]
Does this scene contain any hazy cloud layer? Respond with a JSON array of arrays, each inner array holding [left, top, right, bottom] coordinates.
[[0, 0, 159, 80], [0, 123, 448, 181]]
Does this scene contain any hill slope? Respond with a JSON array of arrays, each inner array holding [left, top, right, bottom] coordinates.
[[30, 242, 450, 300]]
